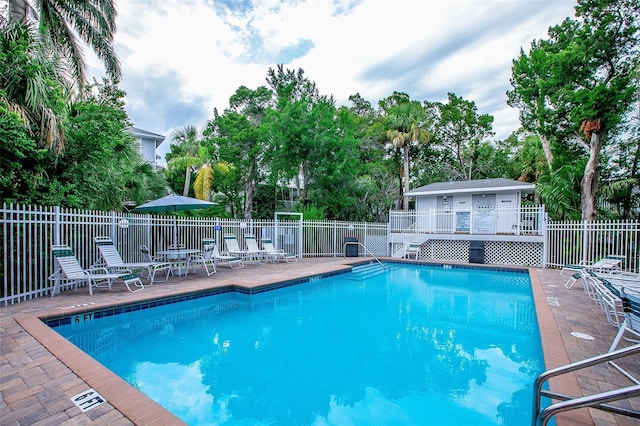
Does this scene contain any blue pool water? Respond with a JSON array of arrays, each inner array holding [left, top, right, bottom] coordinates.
[[53, 263, 543, 425]]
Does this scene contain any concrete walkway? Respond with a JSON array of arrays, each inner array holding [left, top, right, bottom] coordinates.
[[1, 258, 639, 425]]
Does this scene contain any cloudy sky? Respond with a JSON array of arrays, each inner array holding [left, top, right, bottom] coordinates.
[[104, 0, 578, 160]]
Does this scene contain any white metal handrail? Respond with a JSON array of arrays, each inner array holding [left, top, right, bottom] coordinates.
[[532, 343, 640, 426], [343, 241, 385, 269]]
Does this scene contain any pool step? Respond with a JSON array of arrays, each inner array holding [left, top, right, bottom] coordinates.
[[349, 262, 386, 280]]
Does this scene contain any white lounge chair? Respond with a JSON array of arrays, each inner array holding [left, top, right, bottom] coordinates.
[[260, 238, 297, 263], [224, 234, 262, 263], [94, 236, 171, 285], [562, 255, 625, 288], [203, 238, 244, 269], [608, 287, 640, 384], [244, 234, 268, 263], [188, 244, 216, 276], [49, 245, 143, 296]]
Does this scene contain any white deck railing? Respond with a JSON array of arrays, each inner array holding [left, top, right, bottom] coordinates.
[[389, 205, 546, 235]]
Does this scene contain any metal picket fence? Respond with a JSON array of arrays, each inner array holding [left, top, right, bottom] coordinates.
[[0, 203, 388, 304], [2, 202, 639, 305], [546, 220, 640, 272]]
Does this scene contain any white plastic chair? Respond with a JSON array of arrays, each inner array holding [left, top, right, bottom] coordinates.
[[188, 245, 216, 276], [260, 238, 297, 263], [405, 242, 421, 260], [204, 238, 244, 269], [608, 287, 640, 384], [94, 236, 171, 285], [49, 245, 143, 296]]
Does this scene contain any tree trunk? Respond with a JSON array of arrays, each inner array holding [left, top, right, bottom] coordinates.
[[183, 167, 191, 197], [402, 144, 410, 210], [8, 0, 28, 24], [244, 162, 256, 220], [581, 132, 601, 221], [539, 134, 554, 172]]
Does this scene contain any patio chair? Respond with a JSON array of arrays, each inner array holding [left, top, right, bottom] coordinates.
[[244, 234, 268, 263], [586, 275, 625, 328], [94, 236, 171, 285], [224, 234, 262, 263], [562, 255, 625, 288], [607, 287, 640, 384], [188, 244, 216, 276], [260, 238, 297, 263], [405, 242, 421, 260], [49, 245, 143, 296], [204, 238, 245, 269]]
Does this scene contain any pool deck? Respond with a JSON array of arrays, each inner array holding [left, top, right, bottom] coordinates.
[[1, 257, 639, 425]]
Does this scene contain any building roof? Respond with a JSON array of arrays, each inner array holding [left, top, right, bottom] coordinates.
[[127, 126, 166, 148], [405, 178, 535, 196]]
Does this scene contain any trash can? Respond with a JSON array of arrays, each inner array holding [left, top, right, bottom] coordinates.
[[469, 241, 484, 264], [344, 237, 359, 257]]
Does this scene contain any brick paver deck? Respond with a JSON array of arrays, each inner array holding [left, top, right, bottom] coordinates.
[[1, 258, 639, 425]]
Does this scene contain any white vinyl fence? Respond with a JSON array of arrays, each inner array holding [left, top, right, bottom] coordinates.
[[0, 203, 388, 304], [546, 220, 640, 272], [2, 203, 639, 305]]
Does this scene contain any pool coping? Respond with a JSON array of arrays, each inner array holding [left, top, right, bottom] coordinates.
[[14, 260, 589, 425]]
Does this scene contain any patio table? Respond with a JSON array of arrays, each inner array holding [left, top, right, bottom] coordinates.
[[157, 248, 200, 276]]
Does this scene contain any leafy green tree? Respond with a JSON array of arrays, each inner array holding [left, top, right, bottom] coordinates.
[[264, 65, 328, 205], [7, 0, 121, 89], [202, 86, 272, 218], [346, 94, 396, 221], [0, 21, 66, 153], [508, 0, 639, 220], [424, 92, 494, 181], [44, 80, 158, 210], [0, 99, 45, 202], [379, 92, 430, 210]]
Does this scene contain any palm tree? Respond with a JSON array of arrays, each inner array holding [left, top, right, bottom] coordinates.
[[193, 161, 233, 201], [385, 100, 430, 210], [7, 0, 121, 89], [167, 125, 202, 197], [0, 21, 66, 153]]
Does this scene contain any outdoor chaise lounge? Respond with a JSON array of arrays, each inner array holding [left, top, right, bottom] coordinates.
[[95, 236, 171, 284], [224, 234, 263, 263], [608, 286, 640, 384], [260, 238, 297, 263], [244, 234, 268, 263], [49, 245, 143, 296], [203, 238, 245, 269], [561, 255, 625, 288]]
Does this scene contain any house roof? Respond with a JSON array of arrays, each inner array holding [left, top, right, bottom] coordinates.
[[405, 178, 535, 196], [127, 127, 166, 148]]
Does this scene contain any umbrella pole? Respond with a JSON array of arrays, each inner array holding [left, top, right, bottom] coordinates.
[[173, 212, 179, 245]]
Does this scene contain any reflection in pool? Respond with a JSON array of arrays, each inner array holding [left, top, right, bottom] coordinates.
[[54, 263, 542, 425]]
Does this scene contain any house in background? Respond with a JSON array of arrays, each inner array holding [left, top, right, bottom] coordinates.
[[127, 127, 165, 171], [388, 178, 547, 266]]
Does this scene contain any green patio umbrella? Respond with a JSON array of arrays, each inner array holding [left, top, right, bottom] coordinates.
[[133, 194, 216, 244]]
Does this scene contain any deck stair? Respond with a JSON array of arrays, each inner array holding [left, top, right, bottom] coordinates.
[[348, 262, 387, 280]]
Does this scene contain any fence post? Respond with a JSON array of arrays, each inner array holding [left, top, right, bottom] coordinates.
[[333, 221, 337, 257], [53, 205, 61, 246], [582, 220, 589, 266]]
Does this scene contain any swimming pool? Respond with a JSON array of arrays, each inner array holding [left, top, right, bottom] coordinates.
[[52, 263, 543, 425]]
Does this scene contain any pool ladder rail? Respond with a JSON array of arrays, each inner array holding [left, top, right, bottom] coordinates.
[[342, 241, 385, 269], [532, 343, 640, 426]]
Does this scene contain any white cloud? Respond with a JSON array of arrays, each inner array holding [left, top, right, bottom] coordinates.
[[102, 0, 577, 161]]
